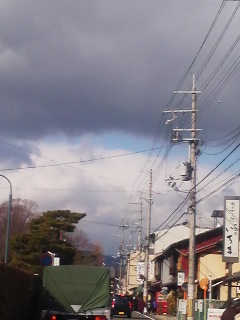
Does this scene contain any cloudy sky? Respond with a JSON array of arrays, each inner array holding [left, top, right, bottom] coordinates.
[[0, 0, 240, 255]]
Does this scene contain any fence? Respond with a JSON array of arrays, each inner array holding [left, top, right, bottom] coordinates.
[[177, 299, 226, 320]]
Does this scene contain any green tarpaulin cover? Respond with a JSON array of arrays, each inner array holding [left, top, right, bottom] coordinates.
[[43, 265, 110, 313]]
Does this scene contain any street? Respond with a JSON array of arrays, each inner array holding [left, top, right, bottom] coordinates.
[[112, 311, 156, 320]]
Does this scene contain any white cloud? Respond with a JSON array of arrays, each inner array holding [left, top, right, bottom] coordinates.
[[0, 138, 238, 254]]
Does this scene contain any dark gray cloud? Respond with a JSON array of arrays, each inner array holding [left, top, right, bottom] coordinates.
[[0, 139, 38, 167], [0, 0, 238, 141]]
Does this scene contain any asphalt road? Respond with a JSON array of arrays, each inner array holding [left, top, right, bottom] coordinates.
[[112, 311, 156, 320]]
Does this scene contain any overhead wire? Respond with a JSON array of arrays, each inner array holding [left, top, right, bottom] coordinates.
[[170, 1, 226, 107], [163, 1, 227, 132], [125, 2, 229, 216], [120, 2, 233, 246], [197, 52, 240, 116], [0, 146, 169, 171], [177, 3, 240, 130], [197, 170, 240, 204], [203, 125, 240, 146], [202, 126, 240, 153], [196, 141, 240, 188], [153, 6, 240, 244], [196, 2, 240, 81], [118, 2, 240, 252], [198, 157, 240, 193], [151, 139, 240, 240]]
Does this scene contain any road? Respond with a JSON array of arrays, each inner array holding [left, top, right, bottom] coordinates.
[[112, 311, 156, 320]]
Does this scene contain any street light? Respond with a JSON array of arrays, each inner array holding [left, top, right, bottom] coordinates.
[[0, 174, 13, 263]]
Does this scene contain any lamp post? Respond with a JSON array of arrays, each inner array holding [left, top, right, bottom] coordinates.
[[0, 174, 13, 264]]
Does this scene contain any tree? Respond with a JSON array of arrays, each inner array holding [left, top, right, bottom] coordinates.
[[0, 198, 39, 261], [67, 230, 104, 266], [67, 229, 93, 252], [91, 243, 104, 266], [72, 236, 104, 266], [10, 210, 86, 273]]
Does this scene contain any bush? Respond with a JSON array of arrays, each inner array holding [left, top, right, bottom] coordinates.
[[167, 290, 177, 315], [0, 263, 42, 320]]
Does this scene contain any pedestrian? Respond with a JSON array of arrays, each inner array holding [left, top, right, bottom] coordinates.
[[147, 300, 151, 314], [152, 300, 157, 315], [138, 297, 145, 314], [133, 296, 138, 311], [221, 298, 240, 320]]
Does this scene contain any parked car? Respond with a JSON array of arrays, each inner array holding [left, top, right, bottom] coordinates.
[[111, 294, 133, 318]]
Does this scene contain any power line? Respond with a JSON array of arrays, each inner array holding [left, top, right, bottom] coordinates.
[[0, 146, 169, 171]]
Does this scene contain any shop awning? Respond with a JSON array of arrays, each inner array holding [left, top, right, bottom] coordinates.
[[129, 285, 143, 293], [161, 278, 177, 288], [136, 286, 143, 293], [224, 271, 240, 283]]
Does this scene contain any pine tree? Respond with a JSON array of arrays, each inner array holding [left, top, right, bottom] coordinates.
[[10, 209, 86, 273]]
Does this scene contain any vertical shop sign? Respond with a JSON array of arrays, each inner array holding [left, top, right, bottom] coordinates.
[[223, 196, 240, 263]]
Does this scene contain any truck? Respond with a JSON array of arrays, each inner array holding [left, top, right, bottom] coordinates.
[[41, 265, 111, 320]]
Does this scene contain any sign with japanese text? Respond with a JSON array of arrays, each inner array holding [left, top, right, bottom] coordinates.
[[178, 299, 187, 314], [137, 262, 145, 284], [223, 196, 240, 262], [136, 260, 155, 283], [177, 271, 185, 286], [207, 308, 224, 320], [148, 260, 155, 280]]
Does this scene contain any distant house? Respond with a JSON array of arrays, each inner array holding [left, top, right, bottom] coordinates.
[[153, 226, 235, 299], [125, 249, 155, 295], [153, 225, 210, 289], [154, 224, 210, 256]]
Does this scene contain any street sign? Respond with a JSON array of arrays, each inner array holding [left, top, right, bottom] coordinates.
[[177, 271, 185, 286], [199, 278, 208, 290], [40, 252, 53, 266]]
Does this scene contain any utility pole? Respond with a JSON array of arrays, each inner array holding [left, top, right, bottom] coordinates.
[[143, 169, 153, 304], [139, 202, 143, 256], [130, 201, 143, 256], [118, 223, 128, 293], [164, 75, 201, 320], [186, 75, 198, 320]]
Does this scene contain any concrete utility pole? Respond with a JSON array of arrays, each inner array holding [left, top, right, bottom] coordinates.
[[139, 202, 143, 255], [118, 223, 128, 293], [130, 201, 143, 254], [143, 169, 153, 304], [164, 75, 201, 320], [187, 75, 198, 320]]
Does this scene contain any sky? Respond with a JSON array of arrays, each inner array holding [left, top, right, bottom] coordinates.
[[0, 0, 240, 256]]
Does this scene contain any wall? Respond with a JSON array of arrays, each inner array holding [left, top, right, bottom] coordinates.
[[125, 250, 141, 293], [198, 254, 225, 281], [154, 225, 210, 255], [125, 250, 155, 293], [199, 253, 240, 300], [161, 258, 171, 285]]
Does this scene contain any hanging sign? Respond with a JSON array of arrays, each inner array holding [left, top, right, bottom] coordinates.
[[223, 196, 240, 263], [177, 271, 185, 286]]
